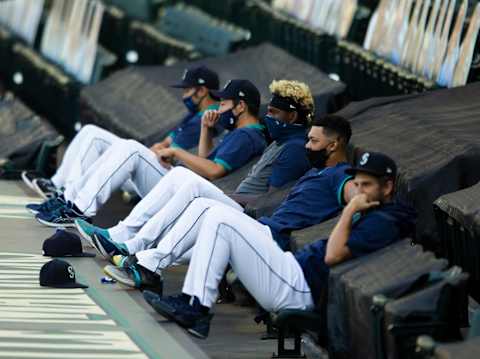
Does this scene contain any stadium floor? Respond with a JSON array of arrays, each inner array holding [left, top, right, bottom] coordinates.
[[0, 180, 277, 359]]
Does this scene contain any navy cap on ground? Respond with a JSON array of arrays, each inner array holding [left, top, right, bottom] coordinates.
[[170, 65, 220, 90], [42, 230, 95, 258], [345, 151, 397, 179], [211, 79, 261, 109], [39, 259, 88, 289]]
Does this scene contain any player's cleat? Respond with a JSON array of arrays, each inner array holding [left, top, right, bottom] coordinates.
[[104, 262, 163, 290], [143, 291, 213, 339], [26, 194, 65, 215], [21, 170, 38, 191], [35, 202, 89, 228], [75, 219, 110, 247], [32, 178, 58, 199], [91, 232, 128, 261]]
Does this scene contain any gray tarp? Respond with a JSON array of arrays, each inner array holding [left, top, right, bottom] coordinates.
[[327, 240, 448, 359], [434, 181, 480, 238], [0, 94, 57, 161]]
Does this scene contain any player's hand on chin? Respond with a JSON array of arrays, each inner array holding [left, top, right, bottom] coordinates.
[[347, 193, 380, 213], [202, 110, 220, 129]]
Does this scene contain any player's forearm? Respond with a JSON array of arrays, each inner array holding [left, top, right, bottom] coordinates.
[[173, 149, 225, 180], [198, 126, 215, 158], [325, 205, 355, 266]]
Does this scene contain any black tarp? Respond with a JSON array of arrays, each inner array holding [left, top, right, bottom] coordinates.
[[327, 240, 448, 359], [80, 43, 346, 144], [0, 94, 57, 161], [337, 82, 480, 249], [434, 181, 480, 238], [383, 269, 468, 359]]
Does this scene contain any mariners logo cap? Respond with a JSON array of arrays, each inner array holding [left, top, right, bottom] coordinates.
[[346, 151, 397, 179], [39, 259, 88, 289], [170, 65, 220, 90], [210, 79, 261, 109], [42, 230, 95, 258]]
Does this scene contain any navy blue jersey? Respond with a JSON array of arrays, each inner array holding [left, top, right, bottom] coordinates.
[[259, 163, 352, 249], [169, 105, 219, 149], [269, 135, 310, 188], [207, 124, 266, 173], [295, 200, 417, 305]]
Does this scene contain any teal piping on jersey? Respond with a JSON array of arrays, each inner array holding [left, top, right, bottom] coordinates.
[[243, 123, 265, 130], [214, 158, 233, 172], [170, 142, 182, 149], [337, 175, 353, 206], [198, 104, 219, 116]]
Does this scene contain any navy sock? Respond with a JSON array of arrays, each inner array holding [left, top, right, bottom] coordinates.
[[191, 296, 210, 314]]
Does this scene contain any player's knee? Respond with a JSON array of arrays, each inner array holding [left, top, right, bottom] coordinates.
[[122, 139, 146, 154], [169, 166, 192, 178], [204, 205, 229, 224], [189, 197, 213, 210], [81, 124, 101, 134]]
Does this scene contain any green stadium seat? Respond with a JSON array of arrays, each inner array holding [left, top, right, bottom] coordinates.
[[156, 3, 251, 56]]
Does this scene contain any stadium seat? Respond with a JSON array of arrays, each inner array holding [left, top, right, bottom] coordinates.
[[99, 5, 130, 65], [0, 26, 13, 79], [127, 20, 197, 66], [416, 310, 480, 358], [9, 43, 80, 138], [102, 0, 165, 22], [156, 3, 251, 57], [337, 40, 440, 100]]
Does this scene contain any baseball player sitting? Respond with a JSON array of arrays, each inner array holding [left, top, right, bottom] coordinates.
[[87, 115, 357, 290], [23, 66, 220, 201], [143, 152, 417, 339], [31, 79, 267, 228], [74, 80, 314, 263]]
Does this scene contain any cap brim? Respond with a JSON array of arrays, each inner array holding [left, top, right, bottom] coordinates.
[[43, 252, 96, 258], [210, 89, 234, 100], [43, 282, 88, 289], [345, 167, 390, 178], [170, 81, 193, 89]]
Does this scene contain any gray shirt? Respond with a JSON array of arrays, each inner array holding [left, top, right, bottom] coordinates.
[[235, 141, 285, 195]]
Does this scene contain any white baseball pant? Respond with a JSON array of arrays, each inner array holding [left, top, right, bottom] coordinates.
[[51, 124, 120, 189], [108, 166, 243, 246], [179, 204, 314, 311], [64, 139, 168, 217]]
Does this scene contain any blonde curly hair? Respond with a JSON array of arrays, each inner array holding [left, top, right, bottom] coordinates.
[[269, 79, 315, 124]]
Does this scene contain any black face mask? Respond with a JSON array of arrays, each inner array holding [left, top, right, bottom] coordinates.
[[306, 148, 330, 169]]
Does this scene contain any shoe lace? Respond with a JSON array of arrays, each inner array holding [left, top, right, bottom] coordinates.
[[40, 198, 61, 211]]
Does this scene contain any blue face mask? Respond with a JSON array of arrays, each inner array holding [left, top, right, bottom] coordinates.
[[218, 109, 237, 131], [183, 96, 197, 113], [264, 114, 305, 141]]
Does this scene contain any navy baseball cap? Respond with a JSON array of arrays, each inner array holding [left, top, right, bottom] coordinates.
[[39, 259, 88, 289], [346, 152, 397, 179], [42, 230, 95, 258], [170, 66, 220, 90], [211, 79, 261, 109]]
